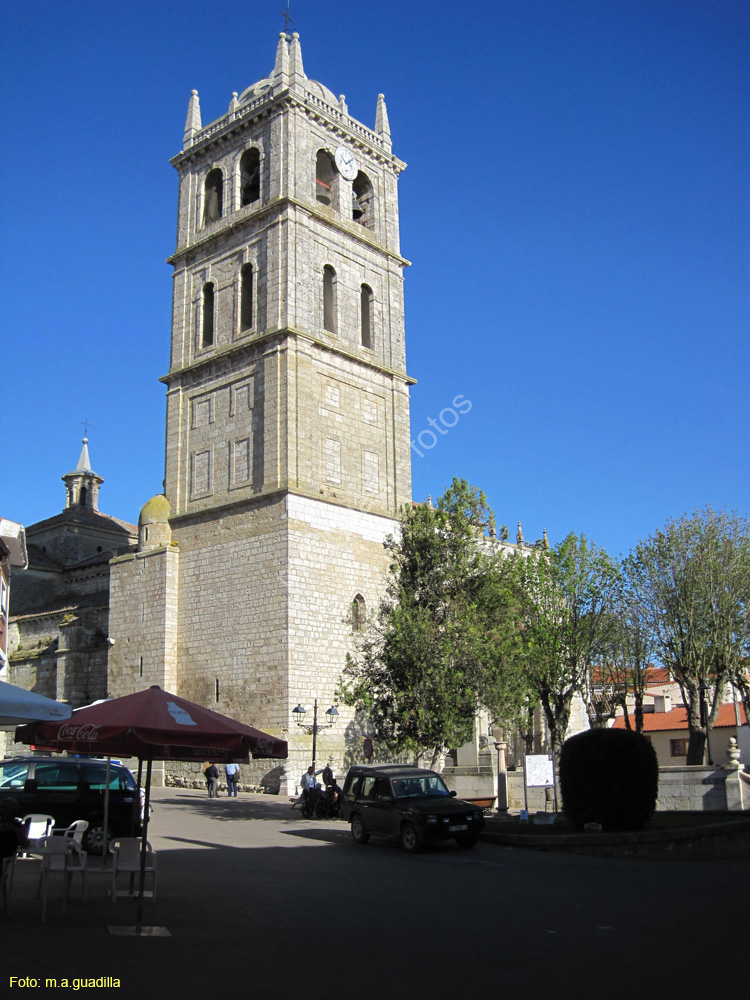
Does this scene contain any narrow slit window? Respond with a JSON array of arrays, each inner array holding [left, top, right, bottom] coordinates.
[[240, 149, 260, 206], [360, 284, 373, 348], [241, 264, 254, 331], [203, 169, 223, 224], [202, 283, 215, 347], [352, 594, 366, 631], [323, 265, 336, 334]]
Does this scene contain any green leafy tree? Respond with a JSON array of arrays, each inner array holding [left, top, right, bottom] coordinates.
[[339, 479, 527, 766], [601, 562, 658, 734], [514, 533, 620, 759], [632, 507, 750, 764]]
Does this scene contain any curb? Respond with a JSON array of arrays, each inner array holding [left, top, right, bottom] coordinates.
[[480, 814, 750, 861]]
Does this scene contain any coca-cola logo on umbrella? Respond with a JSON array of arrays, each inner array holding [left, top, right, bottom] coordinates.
[[58, 722, 101, 741]]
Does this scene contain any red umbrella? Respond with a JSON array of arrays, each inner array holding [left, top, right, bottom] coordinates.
[[15, 684, 287, 762], [15, 686, 287, 935]]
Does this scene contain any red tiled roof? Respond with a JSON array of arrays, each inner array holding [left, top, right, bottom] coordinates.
[[643, 666, 671, 684], [590, 664, 671, 685], [612, 702, 747, 732]]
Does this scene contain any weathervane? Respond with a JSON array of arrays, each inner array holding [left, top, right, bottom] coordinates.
[[281, 1, 294, 37]]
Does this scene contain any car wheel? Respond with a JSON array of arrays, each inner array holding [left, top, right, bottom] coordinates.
[[455, 833, 478, 849], [83, 820, 111, 855], [400, 822, 421, 853], [350, 814, 369, 844]]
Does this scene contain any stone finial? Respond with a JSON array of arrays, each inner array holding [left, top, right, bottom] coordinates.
[[727, 736, 742, 769], [516, 521, 524, 546], [229, 92, 239, 116], [339, 94, 348, 115], [273, 31, 290, 82], [289, 32, 305, 83], [543, 528, 549, 550], [184, 90, 202, 147], [376, 93, 391, 145]]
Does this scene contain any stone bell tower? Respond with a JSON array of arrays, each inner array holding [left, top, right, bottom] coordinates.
[[109, 33, 413, 790]]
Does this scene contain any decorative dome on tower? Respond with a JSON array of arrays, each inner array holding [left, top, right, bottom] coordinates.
[[138, 494, 172, 551], [237, 32, 338, 107]]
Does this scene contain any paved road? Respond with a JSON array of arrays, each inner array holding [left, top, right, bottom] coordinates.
[[5, 788, 749, 999]]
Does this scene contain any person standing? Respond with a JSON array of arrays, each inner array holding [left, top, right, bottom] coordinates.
[[300, 764, 326, 813], [225, 761, 240, 796], [322, 760, 334, 789], [205, 763, 219, 798]]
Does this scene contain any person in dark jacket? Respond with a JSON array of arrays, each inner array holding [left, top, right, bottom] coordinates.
[[205, 763, 220, 798]]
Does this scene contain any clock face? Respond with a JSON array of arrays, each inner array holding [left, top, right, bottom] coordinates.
[[335, 146, 358, 181]]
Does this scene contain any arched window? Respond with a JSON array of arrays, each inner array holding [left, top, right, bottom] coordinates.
[[203, 169, 223, 224], [240, 149, 260, 206], [79, 486, 88, 507], [360, 284, 373, 349], [316, 150, 335, 208], [323, 266, 336, 333], [352, 594, 366, 632], [352, 171, 373, 228], [202, 283, 215, 347], [240, 264, 254, 331]]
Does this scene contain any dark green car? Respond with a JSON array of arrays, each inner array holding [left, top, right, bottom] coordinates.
[[341, 764, 484, 852]]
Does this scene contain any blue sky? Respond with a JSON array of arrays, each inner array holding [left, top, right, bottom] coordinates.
[[2, 0, 748, 559]]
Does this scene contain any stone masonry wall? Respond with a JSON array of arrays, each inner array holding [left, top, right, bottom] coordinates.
[[108, 545, 180, 697], [285, 494, 397, 793]]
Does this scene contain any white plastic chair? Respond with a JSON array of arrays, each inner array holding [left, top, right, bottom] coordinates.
[[36, 835, 88, 921], [110, 838, 157, 903], [61, 820, 89, 850], [20, 814, 55, 854]]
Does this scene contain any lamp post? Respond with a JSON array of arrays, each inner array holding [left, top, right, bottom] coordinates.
[[292, 698, 339, 769], [699, 681, 714, 766]]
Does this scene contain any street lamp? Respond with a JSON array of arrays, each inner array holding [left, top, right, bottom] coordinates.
[[699, 681, 714, 766], [292, 698, 339, 768]]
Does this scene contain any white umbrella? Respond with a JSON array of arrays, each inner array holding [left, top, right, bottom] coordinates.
[[0, 680, 73, 730]]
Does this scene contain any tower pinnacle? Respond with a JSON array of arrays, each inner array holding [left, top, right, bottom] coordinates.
[[62, 437, 103, 511], [184, 90, 202, 147]]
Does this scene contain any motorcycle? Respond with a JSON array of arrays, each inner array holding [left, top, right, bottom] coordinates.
[[300, 783, 341, 820]]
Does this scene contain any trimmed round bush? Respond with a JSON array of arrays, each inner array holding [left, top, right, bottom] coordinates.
[[559, 727, 659, 831]]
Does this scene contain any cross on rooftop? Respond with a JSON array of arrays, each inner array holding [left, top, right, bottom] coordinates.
[[281, 2, 294, 33]]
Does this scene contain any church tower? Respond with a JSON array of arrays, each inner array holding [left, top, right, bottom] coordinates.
[[109, 34, 413, 789]]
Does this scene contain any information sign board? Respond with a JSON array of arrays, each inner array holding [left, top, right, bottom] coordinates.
[[524, 754, 554, 787]]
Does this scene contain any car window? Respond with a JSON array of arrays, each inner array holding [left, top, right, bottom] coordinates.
[[393, 774, 450, 798], [34, 762, 80, 790], [347, 775, 362, 799], [373, 778, 392, 802], [361, 776, 377, 799], [0, 761, 29, 789], [81, 764, 136, 791]]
